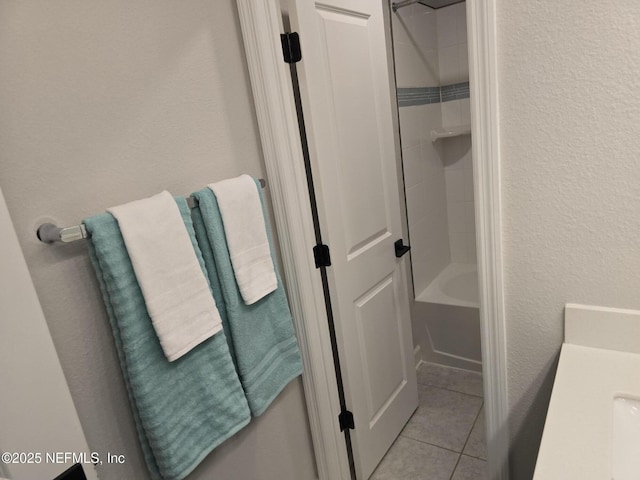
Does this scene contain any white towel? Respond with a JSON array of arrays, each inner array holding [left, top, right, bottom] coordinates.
[[108, 191, 222, 361], [208, 175, 277, 305]]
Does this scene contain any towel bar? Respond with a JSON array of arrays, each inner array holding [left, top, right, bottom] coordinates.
[[37, 178, 266, 244]]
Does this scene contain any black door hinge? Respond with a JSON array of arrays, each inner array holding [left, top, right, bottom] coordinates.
[[339, 410, 355, 432], [313, 244, 331, 268], [281, 32, 302, 63], [394, 238, 411, 258]]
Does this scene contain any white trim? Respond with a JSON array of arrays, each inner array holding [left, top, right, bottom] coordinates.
[[413, 345, 423, 370], [468, 0, 510, 479], [236, 1, 350, 479], [0, 188, 99, 480], [238, 0, 509, 479]]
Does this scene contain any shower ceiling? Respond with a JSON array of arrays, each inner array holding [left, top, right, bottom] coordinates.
[[392, 0, 465, 12]]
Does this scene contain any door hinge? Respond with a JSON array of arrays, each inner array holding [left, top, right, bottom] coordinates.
[[394, 238, 411, 258], [280, 32, 302, 63], [313, 244, 331, 268], [280, 32, 302, 64], [339, 409, 355, 431]]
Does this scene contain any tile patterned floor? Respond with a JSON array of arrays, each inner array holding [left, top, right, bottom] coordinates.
[[371, 363, 486, 480]]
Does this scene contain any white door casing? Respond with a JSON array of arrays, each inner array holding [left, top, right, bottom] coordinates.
[[237, 0, 509, 479], [287, 0, 419, 477], [0, 187, 99, 480]]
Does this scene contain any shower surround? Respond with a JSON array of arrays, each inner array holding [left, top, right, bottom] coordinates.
[[393, 1, 480, 370]]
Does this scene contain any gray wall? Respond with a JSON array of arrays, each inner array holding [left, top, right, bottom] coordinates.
[[498, 1, 640, 478], [0, 1, 317, 479]]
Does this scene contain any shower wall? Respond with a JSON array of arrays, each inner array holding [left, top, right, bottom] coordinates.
[[393, 5, 449, 297], [444, 137, 476, 263], [437, 4, 476, 265], [393, 2, 475, 298]]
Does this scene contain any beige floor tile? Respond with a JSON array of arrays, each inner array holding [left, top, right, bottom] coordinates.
[[463, 406, 486, 459], [417, 362, 484, 397], [371, 436, 459, 480], [452, 455, 488, 480], [401, 384, 482, 452]]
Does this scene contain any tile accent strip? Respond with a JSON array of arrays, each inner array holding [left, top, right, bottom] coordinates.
[[397, 86, 441, 107], [397, 81, 469, 107], [440, 82, 470, 102]]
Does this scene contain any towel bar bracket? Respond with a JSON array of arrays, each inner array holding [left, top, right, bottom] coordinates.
[[37, 223, 87, 244]]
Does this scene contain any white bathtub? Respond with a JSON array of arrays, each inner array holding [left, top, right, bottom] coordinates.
[[416, 263, 479, 308], [412, 263, 482, 372]]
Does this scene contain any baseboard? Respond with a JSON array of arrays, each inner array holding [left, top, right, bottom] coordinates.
[[413, 344, 423, 370]]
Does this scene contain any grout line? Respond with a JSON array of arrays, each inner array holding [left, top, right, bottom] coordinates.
[[450, 454, 488, 480], [395, 433, 487, 479], [460, 400, 484, 455], [398, 433, 464, 455], [416, 362, 484, 397], [460, 453, 487, 461], [403, 364, 487, 479], [420, 361, 483, 377], [449, 453, 462, 480], [448, 401, 484, 480], [416, 380, 485, 398]]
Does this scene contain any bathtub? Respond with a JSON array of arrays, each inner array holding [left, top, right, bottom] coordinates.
[[412, 263, 482, 372]]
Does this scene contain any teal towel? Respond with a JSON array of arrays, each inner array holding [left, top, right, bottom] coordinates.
[[84, 198, 251, 480], [191, 181, 303, 416]]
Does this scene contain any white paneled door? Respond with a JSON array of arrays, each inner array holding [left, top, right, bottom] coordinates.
[[288, 1, 419, 477]]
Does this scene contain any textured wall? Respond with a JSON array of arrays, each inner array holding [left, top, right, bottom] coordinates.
[[498, 1, 640, 477], [0, 2, 317, 479]]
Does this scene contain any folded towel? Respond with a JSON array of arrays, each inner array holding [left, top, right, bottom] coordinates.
[[208, 175, 277, 305], [84, 198, 251, 480], [192, 181, 303, 416], [107, 191, 222, 361]]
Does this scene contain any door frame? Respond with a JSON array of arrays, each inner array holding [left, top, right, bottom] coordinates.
[[236, 0, 508, 479]]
